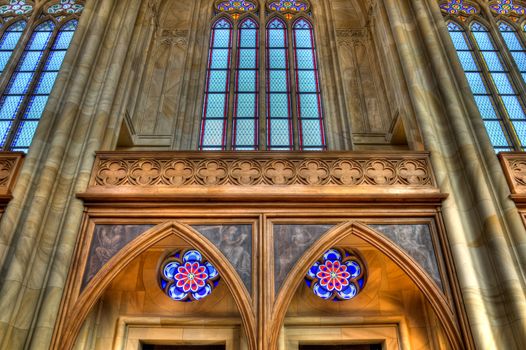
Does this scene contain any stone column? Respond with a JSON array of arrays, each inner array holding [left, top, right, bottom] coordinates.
[[382, 0, 526, 348], [0, 0, 144, 348]]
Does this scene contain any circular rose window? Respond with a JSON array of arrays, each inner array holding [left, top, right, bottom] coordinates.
[[305, 248, 367, 301], [159, 249, 220, 302]]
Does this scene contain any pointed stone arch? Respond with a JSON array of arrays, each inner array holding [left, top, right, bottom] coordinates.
[[270, 221, 464, 350], [55, 221, 256, 350]]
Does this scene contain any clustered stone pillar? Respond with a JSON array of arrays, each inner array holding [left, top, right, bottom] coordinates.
[[0, 0, 144, 348], [382, 0, 526, 348]]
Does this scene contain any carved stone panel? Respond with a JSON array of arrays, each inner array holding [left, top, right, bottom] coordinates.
[[274, 225, 335, 293], [193, 225, 253, 293], [82, 225, 154, 289], [369, 224, 442, 287]]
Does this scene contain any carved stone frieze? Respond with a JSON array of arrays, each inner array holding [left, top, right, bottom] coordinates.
[[80, 152, 442, 203], [336, 28, 368, 47], [0, 152, 24, 206], [499, 152, 526, 203]]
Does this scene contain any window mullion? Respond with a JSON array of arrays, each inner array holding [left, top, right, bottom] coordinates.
[[259, 10, 266, 150], [4, 19, 58, 151], [225, 21, 238, 151], [288, 20, 300, 151]]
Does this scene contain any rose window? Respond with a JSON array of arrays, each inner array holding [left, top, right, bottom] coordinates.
[[305, 248, 367, 301], [160, 249, 220, 302]]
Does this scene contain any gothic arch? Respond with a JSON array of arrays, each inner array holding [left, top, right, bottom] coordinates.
[[270, 221, 464, 350], [55, 221, 257, 350]]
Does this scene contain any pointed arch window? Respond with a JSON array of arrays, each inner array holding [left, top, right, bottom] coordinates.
[[0, 0, 84, 153], [199, 0, 325, 151], [440, 0, 526, 151]]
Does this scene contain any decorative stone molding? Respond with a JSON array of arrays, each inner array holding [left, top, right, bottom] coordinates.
[[159, 28, 188, 48], [0, 152, 24, 208], [79, 152, 443, 203], [499, 152, 526, 203], [336, 28, 368, 47]]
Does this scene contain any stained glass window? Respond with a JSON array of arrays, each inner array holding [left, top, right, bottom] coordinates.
[[471, 21, 526, 149], [293, 18, 325, 150], [200, 0, 325, 151], [0, 19, 78, 152], [499, 22, 526, 83], [0, 21, 26, 74], [233, 17, 259, 150], [200, 18, 233, 151], [447, 21, 514, 151], [159, 249, 220, 302], [305, 248, 367, 301], [266, 17, 293, 150]]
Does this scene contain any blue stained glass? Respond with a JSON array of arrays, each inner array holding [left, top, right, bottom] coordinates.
[[12, 120, 38, 147], [449, 31, 470, 50], [294, 29, 313, 48], [502, 96, 526, 119], [484, 120, 510, 146], [268, 29, 286, 48], [301, 119, 322, 146], [0, 21, 26, 50], [45, 50, 67, 71], [269, 94, 289, 117], [511, 51, 526, 71], [240, 29, 257, 47], [474, 95, 498, 118], [8, 72, 34, 94], [60, 20, 79, 32], [0, 51, 11, 71], [268, 71, 288, 92], [206, 71, 229, 92], [234, 119, 256, 146], [24, 95, 48, 119], [29, 30, 54, 50], [19, 51, 44, 71], [268, 49, 287, 69], [500, 31, 522, 51], [53, 30, 75, 50], [465, 72, 487, 94], [35, 72, 58, 94], [236, 94, 257, 118], [0, 121, 12, 147], [491, 73, 514, 94], [297, 71, 318, 92], [512, 121, 526, 146], [202, 119, 226, 146], [210, 49, 230, 69], [456, 51, 478, 71], [296, 48, 315, 69], [204, 94, 228, 118], [240, 18, 257, 30], [237, 71, 256, 92], [481, 51, 504, 71], [299, 94, 320, 118], [269, 119, 291, 146], [238, 49, 257, 69], [0, 95, 23, 119], [213, 28, 232, 48]]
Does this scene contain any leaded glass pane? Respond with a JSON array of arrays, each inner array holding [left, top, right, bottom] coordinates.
[[0, 21, 26, 73], [502, 96, 526, 119], [233, 18, 259, 150], [293, 18, 325, 150], [269, 119, 292, 148], [0, 19, 80, 152], [447, 21, 514, 150], [200, 18, 233, 150], [499, 22, 526, 88]]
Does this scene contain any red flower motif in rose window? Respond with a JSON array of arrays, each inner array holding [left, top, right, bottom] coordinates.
[[316, 260, 351, 292], [175, 262, 209, 293]]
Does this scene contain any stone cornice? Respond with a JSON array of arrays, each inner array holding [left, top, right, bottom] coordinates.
[[78, 151, 444, 203], [499, 152, 526, 204], [0, 152, 24, 207]]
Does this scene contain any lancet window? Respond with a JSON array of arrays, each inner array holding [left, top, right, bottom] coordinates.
[[200, 0, 326, 151], [440, 0, 526, 151], [0, 0, 84, 153]]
